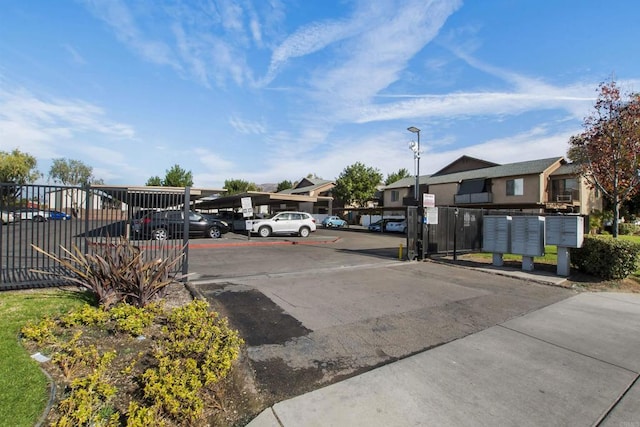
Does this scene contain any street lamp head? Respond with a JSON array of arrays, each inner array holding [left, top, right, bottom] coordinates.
[[407, 126, 420, 134]]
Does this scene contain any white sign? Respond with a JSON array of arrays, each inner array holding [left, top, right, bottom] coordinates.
[[423, 193, 435, 208], [240, 197, 253, 218], [425, 207, 438, 225]]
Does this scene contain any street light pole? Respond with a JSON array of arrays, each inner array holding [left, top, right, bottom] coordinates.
[[408, 126, 422, 260], [407, 126, 421, 202]]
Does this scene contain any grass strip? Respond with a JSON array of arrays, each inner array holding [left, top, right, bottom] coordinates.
[[0, 289, 88, 427]]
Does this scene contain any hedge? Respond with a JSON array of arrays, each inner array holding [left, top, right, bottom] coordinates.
[[571, 235, 640, 280]]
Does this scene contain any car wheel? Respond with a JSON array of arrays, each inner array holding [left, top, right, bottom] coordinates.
[[207, 226, 221, 239], [258, 226, 271, 238], [151, 228, 168, 240], [402, 227, 407, 233], [34, 215, 45, 222], [299, 227, 310, 237]]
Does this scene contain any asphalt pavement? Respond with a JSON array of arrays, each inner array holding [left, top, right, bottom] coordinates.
[[246, 291, 640, 427], [186, 229, 639, 426]]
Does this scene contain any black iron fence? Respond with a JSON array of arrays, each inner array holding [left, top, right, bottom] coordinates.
[[0, 184, 190, 290], [424, 206, 484, 256]]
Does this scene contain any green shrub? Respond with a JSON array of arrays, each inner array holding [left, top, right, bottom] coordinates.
[[53, 350, 119, 427], [571, 235, 640, 279], [619, 223, 638, 236], [109, 303, 155, 336], [20, 299, 243, 426], [138, 300, 243, 424], [61, 304, 110, 327], [20, 316, 58, 345]]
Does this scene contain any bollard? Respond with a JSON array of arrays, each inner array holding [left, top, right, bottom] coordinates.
[[399, 243, 403, 260]]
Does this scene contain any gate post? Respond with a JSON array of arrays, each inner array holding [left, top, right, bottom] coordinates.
[[181, 187, 190, 281]]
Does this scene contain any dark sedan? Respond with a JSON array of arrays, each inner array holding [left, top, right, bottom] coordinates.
[[134, 210, 230, 240]]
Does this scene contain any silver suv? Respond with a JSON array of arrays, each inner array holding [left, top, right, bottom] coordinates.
[[250, 211, 317, 237]]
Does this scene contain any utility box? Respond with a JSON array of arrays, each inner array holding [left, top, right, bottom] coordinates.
[[545, 216, 584, 248], [483, 216, 511, 266], [511, 216, 545, 271]]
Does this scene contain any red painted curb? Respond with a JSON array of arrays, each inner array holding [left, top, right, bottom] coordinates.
[[188, 237, 340, 249]]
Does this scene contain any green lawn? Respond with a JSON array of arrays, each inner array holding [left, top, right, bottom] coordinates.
[[471, 235, 640, 282], [0, 289, 88, 427], [471, 245, 558, 265]]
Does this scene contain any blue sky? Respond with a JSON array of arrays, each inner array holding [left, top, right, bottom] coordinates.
[[1, 0, 639, 189]]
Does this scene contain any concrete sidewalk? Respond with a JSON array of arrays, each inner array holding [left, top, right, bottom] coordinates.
[[247, 292, 640, 426]]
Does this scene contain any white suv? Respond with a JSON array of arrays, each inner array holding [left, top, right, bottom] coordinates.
[[250, 211, 316, 237]]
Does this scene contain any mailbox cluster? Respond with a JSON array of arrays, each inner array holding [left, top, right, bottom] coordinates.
[[482, 215, 584, 276]]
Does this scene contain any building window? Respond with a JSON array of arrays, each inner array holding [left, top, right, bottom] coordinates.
[[391, 190, 399, 202], [506, 178, 524, 196], [551, 178, 579, 202]]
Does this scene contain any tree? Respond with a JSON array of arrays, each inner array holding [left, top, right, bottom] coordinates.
[[276, 180, 293, 192], [48, 158, 102, 186], [0, 149, 40, 184], [306, 173, 322, 179], [385, 168, 411, 186], [163, 164, 193, 187], [0, 149, 40, 205], [146, 176, 162, 186], [145, 164, 193, 187], [333, 162, 383, 207], [568, 80, 640, 237], [224, 179, 259, 195]]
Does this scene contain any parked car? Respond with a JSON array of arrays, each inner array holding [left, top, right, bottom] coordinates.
[[321, 216, 348, 228], [250, 211, 316, 237], [14, 208, 48, 222], [385, 220, 407, 233], [48, 210, 72, 220], [134, 210, 230, 240], [1, 210, 15, 224], [368, 219, 403, 232]]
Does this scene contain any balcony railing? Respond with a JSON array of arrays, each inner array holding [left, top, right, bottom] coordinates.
[[551, 192, 578, 203], [454, 192, 493, 204]]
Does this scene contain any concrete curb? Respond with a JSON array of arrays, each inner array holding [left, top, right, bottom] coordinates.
[[426, 257, 570, 287]]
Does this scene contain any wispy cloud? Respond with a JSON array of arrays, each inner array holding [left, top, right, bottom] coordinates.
[[0, 82, 135, 173], [62, 44, 87, 65], [81, 0, 180, 69], [229, 116, 266, 135], [0, 85, 135, 142], [354, 88, 596, 123]]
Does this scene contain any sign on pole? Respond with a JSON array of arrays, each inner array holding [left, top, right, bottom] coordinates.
[[240, 197, 254, 218], [422, 193, 435, 208], [425, 207, 439, 225]]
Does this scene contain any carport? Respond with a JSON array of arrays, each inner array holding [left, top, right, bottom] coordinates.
[[194, 191, 334, 215]]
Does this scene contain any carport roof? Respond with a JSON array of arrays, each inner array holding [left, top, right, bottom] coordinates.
[[91, 185, 226, 209], [195, 191, 325, 210]]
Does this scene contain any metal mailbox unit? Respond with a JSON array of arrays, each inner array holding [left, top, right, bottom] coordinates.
[[510, 216, 545, 271], [545, 216, 584, 276], [482, 215, 511, 266]]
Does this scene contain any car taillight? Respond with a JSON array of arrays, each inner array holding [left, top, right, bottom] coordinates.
[[142, 218, 152, 225], [312, 218, 316, 223]]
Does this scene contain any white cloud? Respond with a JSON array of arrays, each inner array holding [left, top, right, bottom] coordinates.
[[229, 116, 267, 135], [81, 0, 180, 69], [62, 44, 87, 65], [0, 84, 136, 181]]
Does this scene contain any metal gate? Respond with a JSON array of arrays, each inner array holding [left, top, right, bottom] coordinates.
[[0, 184, 191, 290], [424, 206, 484, 256]]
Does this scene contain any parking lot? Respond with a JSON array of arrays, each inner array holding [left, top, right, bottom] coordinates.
[[186, 227, 575, 405]]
